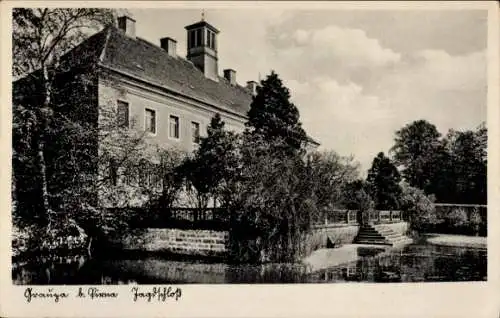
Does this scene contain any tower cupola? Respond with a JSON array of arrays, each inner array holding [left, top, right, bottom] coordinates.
[[185, 15, 220, 81]]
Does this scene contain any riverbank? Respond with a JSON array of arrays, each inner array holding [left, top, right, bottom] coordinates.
[[425, 233, 487, 249]]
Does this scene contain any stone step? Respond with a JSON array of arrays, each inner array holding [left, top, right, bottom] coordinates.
[[386, 237, 406, 243], [355, 240, 391, 246], [388, 237, 412, 244], [384, 233, 403, 239], [392, 238, 413, 246], [377, 229, 395, 234], [359, 228, 380, 233], [358, 233, 384, 239]]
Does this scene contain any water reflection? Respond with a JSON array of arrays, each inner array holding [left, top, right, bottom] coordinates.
[[13, 243, 486, 285]]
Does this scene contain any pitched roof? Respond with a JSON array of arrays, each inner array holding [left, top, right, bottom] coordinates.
[[95, 26, 253, 117], [59, 25, 320, 146]]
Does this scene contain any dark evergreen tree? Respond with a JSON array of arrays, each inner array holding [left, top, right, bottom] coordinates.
[[366, 152, 402, 210], [181, 113, 238, 209], [246, 71, 308, 153]]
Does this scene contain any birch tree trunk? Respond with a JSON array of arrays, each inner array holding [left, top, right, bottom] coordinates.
[[37, 64, 53, 228]]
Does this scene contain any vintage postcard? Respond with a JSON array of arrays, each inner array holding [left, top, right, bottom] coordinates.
[[0, 1, 499, 317]]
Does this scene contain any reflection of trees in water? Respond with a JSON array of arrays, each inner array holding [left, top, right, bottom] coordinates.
[[13, 254, 87, 284], [13, 243, 486, 284], [308, 244, 486, 283]]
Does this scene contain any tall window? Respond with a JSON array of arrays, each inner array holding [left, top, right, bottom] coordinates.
[[191, 121, 200, 144], [117, 100, 129, 128], [207, 30, 216, 49], [145, 108, 156, 134], [189, 30, 195, 48], [169, 115, 179, 139], [195, 28, 202, 47]]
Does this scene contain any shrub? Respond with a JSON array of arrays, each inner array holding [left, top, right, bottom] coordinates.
[[469, 208, 482, 236], [400, 182, 437, 232], [446, 208, 468, 228]]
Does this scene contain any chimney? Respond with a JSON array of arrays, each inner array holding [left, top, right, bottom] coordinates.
[[117, 15, 136, 38], [224, 69, 236, 85], [160, 37, 177, 58], [246, 81, 258, 96]]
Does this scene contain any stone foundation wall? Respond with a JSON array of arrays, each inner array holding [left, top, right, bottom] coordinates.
[[383, 222, 409, 235], [117, 222, 410, 258], [304, 222, 410, 256], [304, 225, 360, 256], [119, 228, 229, 257]]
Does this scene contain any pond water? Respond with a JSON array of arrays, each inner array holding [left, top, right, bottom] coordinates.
[[13, 242, 486, 285]]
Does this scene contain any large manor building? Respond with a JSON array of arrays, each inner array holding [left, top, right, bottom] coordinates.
[[13, 13, 319, 208]]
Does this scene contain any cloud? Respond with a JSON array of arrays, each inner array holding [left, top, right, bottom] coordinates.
[[286, 78, 398, 173], [267, 21, 486, 173], [372, 49, 486, 133], [271, 25, 401, 84], [402, 49, 485, 92], [131, 10, 487, 173]]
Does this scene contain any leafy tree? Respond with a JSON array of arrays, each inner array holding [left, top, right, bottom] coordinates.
[[444, 124, 487, 204], [12, 8, 114, 226], [225, 134, 316, 263], [246, 71, 308, 153], [341, 180, 373, 210], [340, 180, 374, 225], [366, 152, 402, 210], [305, 151, 359, 211], [180, 113, 238, 210], [391, 120, 444, 193], [391, 120, 486, 205]]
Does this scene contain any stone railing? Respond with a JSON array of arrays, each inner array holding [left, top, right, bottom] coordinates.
[[312, 210, 358, 228], [368, 210, 403, 224], [312, 209, 405, 228]]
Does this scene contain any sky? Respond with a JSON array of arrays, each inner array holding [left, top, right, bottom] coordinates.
[[127, 8, 487, 173]]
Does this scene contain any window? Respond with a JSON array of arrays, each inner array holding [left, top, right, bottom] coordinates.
[[169, 115, 179, 139], [117, 100, 129, 128], [191, 121, 200, 144], [195, 28, 202, 47], [145, 108, 156, 134], [207, 30, 216, 49], [189, 30, 195, 48]]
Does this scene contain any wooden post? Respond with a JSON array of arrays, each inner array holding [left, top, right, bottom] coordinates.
[[389, 210, 393, 222]]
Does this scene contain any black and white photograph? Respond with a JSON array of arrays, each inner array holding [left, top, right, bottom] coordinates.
[[8, 4, 491, 283], [2, 1, 499, 316]]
